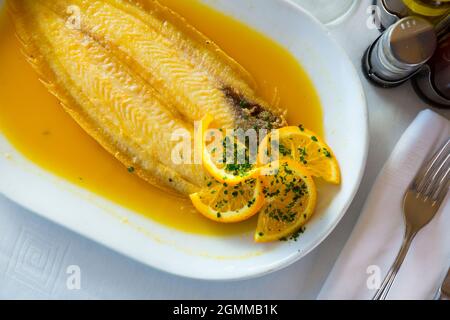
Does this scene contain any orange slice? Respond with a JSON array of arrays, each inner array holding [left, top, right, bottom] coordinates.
[[258, 126, 341, 184], [190, 177, 264, 223], [255, 160, 317, 242], [200, 114, 260, 185]]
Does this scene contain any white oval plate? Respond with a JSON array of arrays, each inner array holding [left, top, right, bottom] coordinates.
[[0, 0, 368, 280]]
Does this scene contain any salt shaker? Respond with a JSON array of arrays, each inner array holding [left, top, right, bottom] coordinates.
[[363, 16, 438, 87]]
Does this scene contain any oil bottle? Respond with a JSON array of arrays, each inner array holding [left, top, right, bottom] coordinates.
[[377, 0, 450, 29]]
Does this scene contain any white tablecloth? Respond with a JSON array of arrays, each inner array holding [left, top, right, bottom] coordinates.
[[1, 0, 449, 299]]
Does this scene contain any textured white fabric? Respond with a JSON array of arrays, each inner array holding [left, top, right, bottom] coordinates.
[[319, 110, 450, 300]]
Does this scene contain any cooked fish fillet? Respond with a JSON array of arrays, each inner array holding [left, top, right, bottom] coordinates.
[[8, 0, 287, 195]]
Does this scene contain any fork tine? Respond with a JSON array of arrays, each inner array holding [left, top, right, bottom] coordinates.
[[432, 165, 450, 204], [425, 153, 450, 198], [414, 139, 450, 193], [414, 143, 446, 191]]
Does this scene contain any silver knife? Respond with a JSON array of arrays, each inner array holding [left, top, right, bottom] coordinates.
[[437, 268, 450, 300]]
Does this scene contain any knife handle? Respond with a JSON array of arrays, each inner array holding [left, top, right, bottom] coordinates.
[[437, 291, 449, 300], [435, 268, 450, 300]]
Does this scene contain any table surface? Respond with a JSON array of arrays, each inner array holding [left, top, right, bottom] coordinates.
[[1, 0, 449, 299]]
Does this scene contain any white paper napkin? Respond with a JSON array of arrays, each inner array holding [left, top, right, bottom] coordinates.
[[318, 109, 450, 300]]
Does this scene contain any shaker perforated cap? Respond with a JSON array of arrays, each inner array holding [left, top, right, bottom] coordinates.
[[388, 16, 437, 67]]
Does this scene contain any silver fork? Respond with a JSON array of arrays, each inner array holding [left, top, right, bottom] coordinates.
[[373, 138, 450, 300]]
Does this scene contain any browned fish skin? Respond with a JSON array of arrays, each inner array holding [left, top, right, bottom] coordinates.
[[8, 0, 287, 195]]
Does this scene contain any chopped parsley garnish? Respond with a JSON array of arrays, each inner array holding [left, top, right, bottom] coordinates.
[[127, 166, 135, 173], [323, 148, 332, 158], [225, 163, 253, 177], [280, 227, 306, 242], [247, 198, 256, 207], [279, 144, 292, 156], [298, 147, 308, 165]]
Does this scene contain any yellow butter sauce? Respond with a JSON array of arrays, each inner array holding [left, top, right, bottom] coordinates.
[[0, 0, 323, 236]]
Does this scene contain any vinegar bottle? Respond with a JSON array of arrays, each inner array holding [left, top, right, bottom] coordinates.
[[413, 31, 450, 108]]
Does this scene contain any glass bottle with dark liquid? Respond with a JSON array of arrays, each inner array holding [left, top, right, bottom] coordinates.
[[432, 34, 450, 98], [413, 32, 450, 108]]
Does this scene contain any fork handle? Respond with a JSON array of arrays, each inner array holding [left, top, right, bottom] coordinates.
[[373, 227, 417, 300]]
